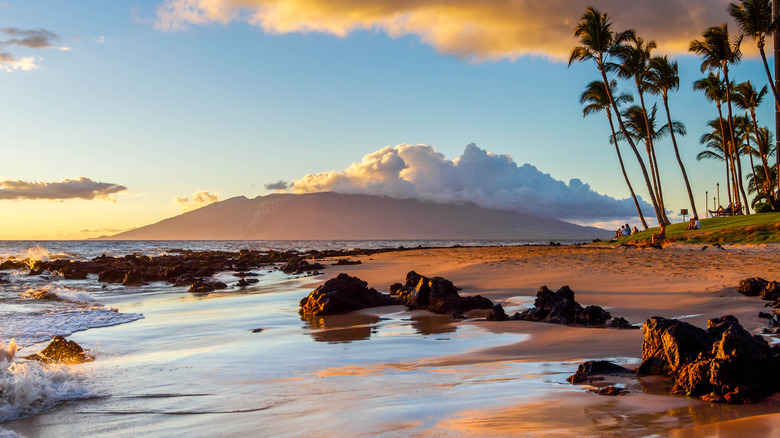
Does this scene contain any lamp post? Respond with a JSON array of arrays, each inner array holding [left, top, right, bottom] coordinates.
[[717, 183, 720, 208], [705, 191, 708, 218]]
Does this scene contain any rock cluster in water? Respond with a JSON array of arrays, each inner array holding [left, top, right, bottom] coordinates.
[[299, 273, 398, 316], [638, 315, 780, 404], [389, 271, 493, 316], [488, 286, 635, 329], [24, 336, 91, 364], [737, 277, 780, 331]]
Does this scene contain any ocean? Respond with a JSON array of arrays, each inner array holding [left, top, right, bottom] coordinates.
[[0, 239, 566, 437]]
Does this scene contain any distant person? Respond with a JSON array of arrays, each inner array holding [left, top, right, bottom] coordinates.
[[632, 226, 639, 234], [684, 216, 700, 231], [623, 224, 631, 236], [652, 224, 666, 244]]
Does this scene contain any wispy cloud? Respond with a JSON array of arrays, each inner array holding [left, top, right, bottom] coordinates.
[[265, 180, 289, 191], [155, 0, 732, 61], [290, 143, 651, 221], [175, 191, 220, 212], [0, 27, 68, 71], [0, 177, 127, 201]]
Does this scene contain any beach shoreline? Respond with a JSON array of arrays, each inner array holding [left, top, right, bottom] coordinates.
[[3, 242, 780, 436]]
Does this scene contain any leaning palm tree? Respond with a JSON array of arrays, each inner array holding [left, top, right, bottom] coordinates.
[[733, 80, 772, 193], [694, 73, 735, 206], [689, 24, 748, 212], [569, 7, 665, 224], [580, 80, 648, 229], [647, 55, 698, 218], [728, 0, 780, 111]]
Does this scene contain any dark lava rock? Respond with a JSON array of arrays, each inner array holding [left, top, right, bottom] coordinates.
[[590, 386, 628, 396], [759, 311, 774, 319], [516, 286, 635, 329], [393, 271, 493, 315], [567, 360, 635, 384], [333, 259, 362, 266], [281, 258, 325, 275], [640, 315, 780, 404], [299, 273, 397, 316], [761, 281, 780, 301], [233, 271, 260, 277], [171, 273, 196, 287], [24, 336, 90, 364], [738, 277, 768, 297], [486, 304, 509, 321], [188, 279, 227, 293], [122, 270, 146, 286], [98, 268, 126, 283]]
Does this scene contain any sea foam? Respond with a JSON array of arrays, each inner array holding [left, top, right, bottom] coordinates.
[[0, 360, 97, 423]]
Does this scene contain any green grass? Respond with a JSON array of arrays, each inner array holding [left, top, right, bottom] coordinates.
[[606, 212, 780, 245]]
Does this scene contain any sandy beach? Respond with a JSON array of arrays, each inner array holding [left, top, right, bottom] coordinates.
[[4, 242, 780, 437]]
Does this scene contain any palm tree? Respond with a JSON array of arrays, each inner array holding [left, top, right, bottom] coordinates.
[[647, 55, 698, 218], [728, 0, 780, 111], [689, 25, 749, 212], [580, 80, 649, 229], [733, 80, 773, 191], [735, 114, 760, 201], [746, 127, 778, 206], [694, 73, 735, 207], [609, 35, 670, 224], [750, 126, 777, 195], [698, 119, 734, 207], [569, 7, 665, 225]]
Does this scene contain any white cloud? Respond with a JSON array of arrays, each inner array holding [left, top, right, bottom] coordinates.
[[175, 191, 220, 212], [0, 177, 127, 201], [291, 143, 651, 221]]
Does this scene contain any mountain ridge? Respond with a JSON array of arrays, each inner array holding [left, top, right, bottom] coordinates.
[[101, 192, 611, 241]]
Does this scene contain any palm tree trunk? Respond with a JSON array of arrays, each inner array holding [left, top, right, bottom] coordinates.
[[599, 68, 665, 225], [744, 130, 759, 198], [734, 143, 751, 213], [663, 94, 698, 218], [636, 87, 669, 223], [723, 65, 750, 214], [758, 46, 780, 111], [715, 104, 732, 207], [607, 112, 648, 229], [750, 110, 773, 195]]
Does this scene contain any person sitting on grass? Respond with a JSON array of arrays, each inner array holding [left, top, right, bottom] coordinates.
[[684, 216, 700, 231], [652, 224, 666, 244], [632, 226, 640, 234]]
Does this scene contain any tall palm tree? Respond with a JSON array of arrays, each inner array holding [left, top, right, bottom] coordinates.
[[734, 114, 760, 199], [609, 36, 670, 223], [689, 25, 748, 212], [733, 80, 773, 190], [647, 55, 698, 218], [698, 119, 735, 206], [694, 73, 735, 206], [569, 7, 665, 225], [728, 0, 780, 111], [580, 80, 649, 229]]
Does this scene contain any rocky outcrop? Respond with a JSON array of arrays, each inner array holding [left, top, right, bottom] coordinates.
[[486, 304, 510, 321], [514, 286, 635, 329], [281, 258, 325, 275], [333, 259, 362, 266], [299, 273, 397, 316], [188, 279, 227, 293], [390, 271, 493, 315], [566, 360, 635, 384], [24, 336, 91, 364], [737, 277, 780, 301], [639, 315, 780, 404]]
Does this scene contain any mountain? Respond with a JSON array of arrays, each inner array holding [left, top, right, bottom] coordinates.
[[102, 192, 611, 241]]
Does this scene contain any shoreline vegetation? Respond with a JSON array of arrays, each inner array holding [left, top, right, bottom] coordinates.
[[605, 211, 780, 245]]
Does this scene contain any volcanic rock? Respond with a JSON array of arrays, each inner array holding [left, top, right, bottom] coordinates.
[[738, 277, 768, 297], [567, 360, 635, 384], [516, 286, 635, 328], [486, 304, 509, 321], [24, 336, 90, 364], [393, 271, 493, 315], [188, 279, 227, 293], [299, 273, 397, 316]]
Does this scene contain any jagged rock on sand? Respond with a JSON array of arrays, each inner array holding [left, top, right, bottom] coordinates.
[[281, 258, 325, 275], [514, 286, 636, 329], [188, 279, 228, 293], [390, 271, 493, 315], [566, 360, 635, 384], [299, 273, 397, 316], [639, 315, 780, 404]]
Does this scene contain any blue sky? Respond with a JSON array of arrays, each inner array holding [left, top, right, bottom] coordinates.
[[0, 0, 775, 238]]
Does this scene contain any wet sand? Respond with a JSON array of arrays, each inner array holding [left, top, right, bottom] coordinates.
[[5, 243, 780, 437]]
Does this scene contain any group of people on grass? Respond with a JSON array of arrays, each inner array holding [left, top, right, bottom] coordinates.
[[613, 216, 701, 244]]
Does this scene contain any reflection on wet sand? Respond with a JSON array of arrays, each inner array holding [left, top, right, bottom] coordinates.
[[302, 310, 460, 343], [302, 313, 381, 343]]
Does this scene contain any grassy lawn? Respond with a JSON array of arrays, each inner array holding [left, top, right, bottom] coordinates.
[[607, 212, 780, 245]]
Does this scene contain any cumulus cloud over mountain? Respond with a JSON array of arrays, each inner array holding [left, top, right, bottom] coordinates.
[[155, 0, 731, 60], [291, 143, 650, 221], [175, 191, 220, 212], [0, 177, 126, 201]]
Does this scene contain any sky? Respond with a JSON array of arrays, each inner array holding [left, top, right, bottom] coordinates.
[[0, 0, 777, 239]]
